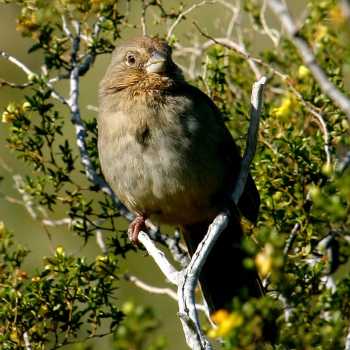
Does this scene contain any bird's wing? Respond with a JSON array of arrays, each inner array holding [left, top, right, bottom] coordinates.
[[179, 83, 260, 223]]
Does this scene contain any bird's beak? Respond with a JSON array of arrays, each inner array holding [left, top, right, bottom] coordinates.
[[145, 52, 166, 74]]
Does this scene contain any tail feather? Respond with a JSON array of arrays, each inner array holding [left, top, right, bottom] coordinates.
[[182, 213, 263, 313]]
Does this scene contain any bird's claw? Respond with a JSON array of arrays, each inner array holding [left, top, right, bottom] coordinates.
[[128, 215, 146, 245]]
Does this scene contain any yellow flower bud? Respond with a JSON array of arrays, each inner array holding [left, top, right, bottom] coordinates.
[[0, 221, 5, 235], [321, 163, 333, 176], [55, 245, 65, 256], [298, 65, 310, 79], [27, 73, 37, 82], [122, 301, 134, 314], [255, 243, 273, 277], [7, 103, 16, 113], [309, 185, 320, 200], [272, 96, 293, 119], [2, 111, 15, 123], [208, 312, 243, 338], [341, 119, 349, 130], [314, 24, 328, 43], [22, 101, 31, 111], [211, 309, 230, 324]]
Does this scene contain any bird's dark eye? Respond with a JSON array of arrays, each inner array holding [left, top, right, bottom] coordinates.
[[126, 53, 136, 66]]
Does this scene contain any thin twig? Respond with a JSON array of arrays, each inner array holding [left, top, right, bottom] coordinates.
[[338, 150, 350, 174], [13, 175, 37, 219], [167, 0, 215, 40], [341, 0, 350, 23], [0, 49, 67, 104], [267, 0, 350, 121], [23, 332, 32, 350], [96, 229, 108, 254], [345, 324, 350, 350], [0, 79, 32, 89], [232, 76, 267, 203], [260, 0, 280, 46], [0, 50, 34, 76], [283, 223, 300, 255], [124, 274, 178, 300], [138, 231, 179, 285], [141, 0, 148, 36]]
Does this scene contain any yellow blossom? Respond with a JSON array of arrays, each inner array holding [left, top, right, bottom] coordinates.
[[255, 243, 273, 277], [208, 311, 243, 338], [2, 111, 14, 123], [10, 328, 20, 343], [330, 5, 346, 26], [321, 163, 333, 176], [272, 96, 293, 119], [298, 65, 310, 79], [0, 221, 5, 235], [341, 119, 349, 130], [314, 24, 328, 43], [122, 301, 135, 314], [309, 185, 320, 200], [55, 245, 65, 256], [22, 101, 31, 111], [211, 309, 230, 324]]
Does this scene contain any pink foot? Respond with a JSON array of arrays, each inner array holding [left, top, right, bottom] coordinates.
[[128, 215, 146, 245]]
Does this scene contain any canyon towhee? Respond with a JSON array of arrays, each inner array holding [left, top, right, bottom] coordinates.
[[98, 36, 262, 312]]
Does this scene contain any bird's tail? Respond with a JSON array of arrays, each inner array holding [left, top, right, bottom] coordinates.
[[182, 213, 263, 313]]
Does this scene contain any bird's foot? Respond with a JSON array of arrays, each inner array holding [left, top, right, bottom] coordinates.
[[128, 215, 146, 245]]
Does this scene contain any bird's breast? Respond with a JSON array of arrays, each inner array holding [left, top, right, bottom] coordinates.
[[98, 97, 224, 225]]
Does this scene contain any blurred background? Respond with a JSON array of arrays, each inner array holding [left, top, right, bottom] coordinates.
[[0, 1, 305, 349]]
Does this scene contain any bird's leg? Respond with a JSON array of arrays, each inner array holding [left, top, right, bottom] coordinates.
[[128, 215, 146, 245]]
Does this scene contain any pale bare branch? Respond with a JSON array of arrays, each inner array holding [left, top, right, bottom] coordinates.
[[167, 0, 215, 40], [268, 0, 350, 121]]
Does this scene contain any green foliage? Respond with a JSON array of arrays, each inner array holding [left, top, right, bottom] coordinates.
[[112, 301, 166, 350], [0, 0, 350, 349], [0, 223, 124, 349]]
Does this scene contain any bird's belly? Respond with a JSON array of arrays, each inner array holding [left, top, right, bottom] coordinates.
[[102, 134, 220, 225]]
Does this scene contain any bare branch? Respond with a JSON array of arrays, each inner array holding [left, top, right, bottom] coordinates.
[[283, 223, 300, 255], [232, 76, 267, 204], [141, 0, 148, 36], [260, 0, 280, 46], [341, 0, 350, 23], [0, 79, 32, 89], [236, 27, 262, 79], [179, 212, 229, 350], [42, 218, 73, 227], [138, 231, 180, 285], [23, 332, 32, 350], [13, 175, 38, 220], [0, 50, 34, 76], [218, 0, 240, 39], [338, 150, 350, 174], [96, 229, 108, 254], [345, 324, 350, 350], [267, 0, 350, 121], [167, 0, 215, 40], [124, 273, 178, 300]]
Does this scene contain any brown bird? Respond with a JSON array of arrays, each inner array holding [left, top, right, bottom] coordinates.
[[98, 36, 262, 312]]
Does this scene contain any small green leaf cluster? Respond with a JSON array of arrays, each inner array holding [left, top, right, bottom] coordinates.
[[0, 223, 124, 349]]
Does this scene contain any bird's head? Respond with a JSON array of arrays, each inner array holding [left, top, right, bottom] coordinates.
[[100, 36, 183, 97]]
